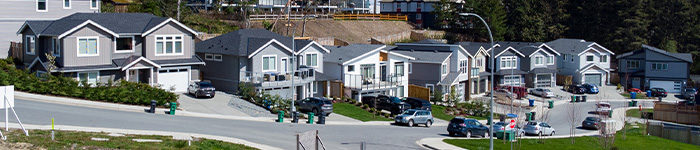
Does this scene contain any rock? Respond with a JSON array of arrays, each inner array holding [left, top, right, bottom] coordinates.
[[106, 133, 125, 137], [132, 139, 162, 142], [91, 138, 109, 141]]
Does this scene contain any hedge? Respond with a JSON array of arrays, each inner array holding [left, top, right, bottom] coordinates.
[[0, 58, 178, 106]]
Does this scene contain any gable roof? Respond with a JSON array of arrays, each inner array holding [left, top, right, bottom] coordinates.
[[439, 72, 460, 85], [617, 44, 693, 63], [19, 13, 196, 38], [323, 44, 385, 64], [196, 29, 324, 57], [390, 48, 452, 63], [458, 41, 527, 57], [546, 38, 614, 55], [414, 39, 446, 44]]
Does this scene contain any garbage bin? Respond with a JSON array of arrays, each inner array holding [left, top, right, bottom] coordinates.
[[526, 113, 532, 121], [292, 111, 299, 123], [646, 90, 652, 97], [608, 110, 613, 118], [628, 101, 634, 107], [632, 100, 638, 106], [149, 100, 156, 113], [278, 111, 284, 122], [487, 116, 492, 125], [631, 92, 637, 99], [582, 95, 587, 102], [505, 130, 516, 141], [496, 130, 505, 139], [530, 112, 536, 120], [528, 99, 535, 107], [318, 112, 326, 124], [548, 100, 554, 109], [308, 112, 314, 124], [571, 95, 576, 102], [575, 96, 581, 102], [169, 102, 177, 115]]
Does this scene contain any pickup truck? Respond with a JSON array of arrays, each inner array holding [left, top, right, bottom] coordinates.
[[362, 94, 411, 115]]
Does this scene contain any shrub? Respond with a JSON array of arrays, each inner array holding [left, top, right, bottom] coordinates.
[[363, 104, 369, 109]]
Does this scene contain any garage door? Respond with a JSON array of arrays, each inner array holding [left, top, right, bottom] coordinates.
[[584, 74, 601, 86], [649, 80, 681, 93], [536, 74, 552, 87], [158, 68, 190, 92], [479, 79, 487, 93]]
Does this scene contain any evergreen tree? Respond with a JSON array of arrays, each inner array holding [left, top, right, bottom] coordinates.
[[610, 0, 650, 53]]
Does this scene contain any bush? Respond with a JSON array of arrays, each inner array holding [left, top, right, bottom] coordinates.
[[0, 59, 177, 106], [363, 104, 369, 109]]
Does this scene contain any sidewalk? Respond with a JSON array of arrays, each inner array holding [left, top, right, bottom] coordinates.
[[0, 122, 282, 150]]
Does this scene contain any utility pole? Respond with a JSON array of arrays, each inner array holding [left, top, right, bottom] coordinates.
[[177, 0, 181, 21]]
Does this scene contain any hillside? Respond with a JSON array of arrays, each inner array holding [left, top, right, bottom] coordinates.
[[263, 20, 416, 44]]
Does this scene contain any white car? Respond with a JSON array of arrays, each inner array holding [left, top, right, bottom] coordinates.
[[595, 102, 612, 115], [529, 88, 554, 98], [523, 121, 555, 136]]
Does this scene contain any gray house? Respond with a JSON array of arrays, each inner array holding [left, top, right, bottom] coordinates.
[[18, 13, 204, 92], [515, 42, 560, 88], [617, 44, 693, 93], [461, 42, 527, 87], [546, 39, 614, 86], [457, 43, 490, 97], [1, 0, 100, 58], [195, 29, 330, 100]]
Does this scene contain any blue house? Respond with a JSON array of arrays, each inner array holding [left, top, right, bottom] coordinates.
[[616, 45, 693, 93]]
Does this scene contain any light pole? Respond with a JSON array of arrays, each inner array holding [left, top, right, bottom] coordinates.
[[290, 15, 317, 113], [460, 13, 494, 150]]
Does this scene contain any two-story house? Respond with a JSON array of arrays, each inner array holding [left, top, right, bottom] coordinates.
[[1, 0, 100, 59], [462, 42, 528, 87], [516, 42, 560, 88], [547, 39, 614, 86], [379, 0, 461, 28], [617, 45, 693, 93], [323, 44, 414, 100], [390, 39, 473, 101], [195, 29, 330, 100], [18, 13, 204, 92], [458, 43, 490, 97]]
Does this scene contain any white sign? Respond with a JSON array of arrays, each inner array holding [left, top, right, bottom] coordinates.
[[0, 85, 15, 109]]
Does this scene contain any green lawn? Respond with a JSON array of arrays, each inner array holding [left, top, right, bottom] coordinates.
[[333, 103, 392, 122], [432, 105, 499, 121], [444, 123, 700, 150], [3, 129, 257, 150], [626, 109, 653, 117]]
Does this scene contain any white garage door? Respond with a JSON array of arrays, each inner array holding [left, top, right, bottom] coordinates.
[[649, 80, 681, 93], [157, 68, 190, 92], [584, 74, 601, 86]]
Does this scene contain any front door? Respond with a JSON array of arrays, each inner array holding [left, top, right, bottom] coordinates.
[[381, 65, 387, 81], [281, 58, 288, 74], [128, 69, 139, 82]]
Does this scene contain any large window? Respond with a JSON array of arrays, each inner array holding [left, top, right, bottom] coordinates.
[[395, 63, 404, 76], [63, 0, 71, 9], [441, 64, 447, 75], [651, 63, 668, 70], [535, 56, 544, 65], [459, 59, 468, 74], [52, 37, 60, 56], [627, 60, 640, 69], [361, 64, 375, 79], [500, 56, 517, 69], [262, 55, 276, 71], [305, 53, 318, 67], [547, 56, 554, 64], [471, 68, 479, 77], [37, 0, 47, 11], [78, 72, 99, 86], [586, 55, 595, 62], [115, 36, 134, 52], [90, 0, 98, 9], [26, 35, 35, 55], [601, 55, 608, 63], [77, 37, 98, 56], [155, 35, 183, 55]]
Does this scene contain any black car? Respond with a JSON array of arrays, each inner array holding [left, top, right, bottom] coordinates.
[[295, 97, 333, 116], [447, 117, 490, 137], [649, 88, 668, 97], [582, 117, 601, 129], [361, 94, 411, 115], [582, 83, 599, 94], [187, 81, 216, 98], [403, 97, 432, 111], [567, 84, 587, 94]]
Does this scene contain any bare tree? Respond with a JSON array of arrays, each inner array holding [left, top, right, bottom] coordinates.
[[595, 93, 615, 149], [566, 96, 583, 144], [538, 95, 551, 143]]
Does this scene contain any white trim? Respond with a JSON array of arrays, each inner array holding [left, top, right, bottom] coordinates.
[[121, 57, 162, 71], [312, 81, 318, 94], [477, 46, 490, 56], [126, 69, 139, 82], [527, 48, 554, 58], [76, 36, 99, 57], [58, 20, 119, 39], [76, 71, 100, 86], [341, 45, 387, 65], [52, 37, 60, 57], [63, 0, 71, 9], [484, 44, 502, 52], [577, 47, 603, 56], [577, 64, 610, 74], [500, 56, 517, 69], [295, 41, 331, 54], [36, 0, 47, 12], [459, 59, 468, 74], [141, 18, 199, 36], [425, 84, 435, 92], [534, 56, 545, 66], [441, 64, 447, 75], [213, 54, 222, 61], [281, 58, 288, 74], [304, 52, 319, 67], [457, 45, 475, 58], [204, 54, 213, 60], [407, 63, 412, 74], [538, 44, 561, 56], [261, 55, 277, 72], [247, 39, 294, 59], [25, 35, 35, 55], [585, 54, 595, 62], [587, 43, 615, 55], [114, 36, 135, 53], [495, 46, 526, 58], [546, 55, 554, 65], [90, 0, 98, 9], [379, 50, 416, 60], [156, 66, 192, 88], [600, 54, 608, 63], [154, 35, 185, 56]]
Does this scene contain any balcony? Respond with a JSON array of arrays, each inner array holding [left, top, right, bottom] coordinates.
[[241, 69, 315, 88], [343, 73, 404, 91]]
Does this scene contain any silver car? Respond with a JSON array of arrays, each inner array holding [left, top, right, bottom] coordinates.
[[394, 109, 434, 127], [529, 88, 554, 98], [523, 121, 555, 136]]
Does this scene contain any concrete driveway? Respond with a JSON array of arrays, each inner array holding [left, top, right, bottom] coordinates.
[[537, 85, 625, 101]]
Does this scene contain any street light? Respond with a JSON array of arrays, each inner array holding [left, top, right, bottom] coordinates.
[[290, 15, 317, 113], [459, 13, 494, 150]]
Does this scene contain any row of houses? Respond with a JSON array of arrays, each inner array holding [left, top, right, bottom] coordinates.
[[14, 13, 694, 103]]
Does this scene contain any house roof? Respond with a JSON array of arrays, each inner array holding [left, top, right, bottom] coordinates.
[[314, 71, 337, 81], [195, 29, 320, 57], [391, 49, 452, 63], [546, 38, 613, 55], [152, 55, 206, 66], [323, 44, 385, 64], [439, 72, 460, 85], [414, 39, 445, 44], [530, 68, 557, 74], [23, 13, 182, 36], [617, 44, 693, 63], [458, 41, 529, 57]]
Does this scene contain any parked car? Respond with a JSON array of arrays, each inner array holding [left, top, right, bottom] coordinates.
[[566, 84, 587, 94], [582, 117, 602, 129], [628, 88, 643, 93], [187, 81, 216, 98], [491, 121, 524, 136], [496, 86, 529, 99], [595, 102, 612, 115], [402, 97, 432, 111], [523, 121, 555, 136], [295, 97, 333, 116], [361, 94, 411, 115], [394, 109, 434, 127], [447, 118, 490, 137], [679, 100, 697, 106], [488, 89, 517, 99], [682, 88, 697, 100], [649, 88, 668, 97], [582, 83, 599, 94], [529, 88, 554, 98]]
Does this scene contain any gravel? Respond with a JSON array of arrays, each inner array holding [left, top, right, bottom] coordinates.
[[226, 96, 277, 118]]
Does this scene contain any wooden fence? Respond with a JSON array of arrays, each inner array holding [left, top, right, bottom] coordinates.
[[333, 14, 407, 21], [654, 102, 700, 125], [556, 74, 573, 86], [647, 121, 700, 146], [10, 42, 22, 62], [408, 84, 430, 101], [328, 81, 346, 99]]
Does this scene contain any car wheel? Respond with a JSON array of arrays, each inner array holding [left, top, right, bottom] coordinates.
[[449, 132, 455, 137], [466, 131, 472, 138], [194, 91, 199, 98], [312, 108, 319, 116], [425, 120, 432, 128], [325, 113, 331, 117], [408, 120, 414, 127], [550, 131, 555, 136]]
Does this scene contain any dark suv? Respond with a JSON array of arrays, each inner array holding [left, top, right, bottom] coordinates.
[[187, 81, 215, 98], [296, 97, 333, 116], [362, 94, 411, 115], [447, 117, 490, 137], [649, 88, 668, 97], [403, 97, 432, 111], [567, 84, 587, 94]]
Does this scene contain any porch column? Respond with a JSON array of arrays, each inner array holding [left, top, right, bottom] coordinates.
[[326, 81, 331, 98]]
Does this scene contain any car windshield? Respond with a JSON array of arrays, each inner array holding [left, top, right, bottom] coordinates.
[[403, 110, 417, 115], [199, 82, 213, 87], [585, 117, 598, 121], [544, 89, 551, 92], [657, 89, 666, 92], [686, 89, 696, 92], [390, 97, 402, 103]]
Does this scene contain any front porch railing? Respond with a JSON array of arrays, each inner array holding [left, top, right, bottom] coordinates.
[[343, 73, 403, 91], [241, 70, 315, 87]]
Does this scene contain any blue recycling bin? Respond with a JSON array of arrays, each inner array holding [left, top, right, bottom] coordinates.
[[528, 99, 535, 107], [646, 90, 652, 97], [631, 92, 637, 99]]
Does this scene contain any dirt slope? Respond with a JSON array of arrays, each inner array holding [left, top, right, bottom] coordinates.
[[267, 20, 416, 44]]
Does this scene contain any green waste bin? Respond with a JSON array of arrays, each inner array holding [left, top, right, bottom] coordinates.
[[169, 102, 177, 115], [496, 131, 515, 141], [526, 113, 532, 121], [628, 101, 634, 107], [487, 116, 492, 125], [548, 100, 554, 109], [308, 112, 314, 124], [571, 95, 576, 102], [608, 110, 613, 117], [277, 111, 284, 123], [495, 131, 504, 139]]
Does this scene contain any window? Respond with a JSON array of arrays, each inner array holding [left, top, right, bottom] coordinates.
[[90, 0, 98, 9], [37, 0, 47, 12], [312, 82, 318, 93], [77, 37, 98, 56], [471, 68, 479, 77], [651, 63, 668, 70], [500, 56, 517, 69], [504, 75, 521, 86], [563, 55, 567, 61], [63, 0, 71, 9], [627, 60, 640, 69], [155, 35, 183, 55], [570, 54, 574, 62], [77, 72, 99, 86], [25, 35, 35, 55], [205, 54, 213, 60], [361, 64, 375, 79], [262, 55, 276, 71], [476, 58, 483, 67], [213, 54, 222, 61], [347, 65, 355, 72], [305, 53, 318, 67], [547, 56, 554, 64], [426, 84, 434, 92], [441, 64, 447, 75], [395, 63, 404, 76], [115, 36, 134, 52], [408, 64, 412, 73], [601, 55, 608, 63], [52, 37, 60, 56], [535, 56, 544, 65], [459, 59, 468, 74], [36, 71, 48, 80], [586, 55, 595, 62]]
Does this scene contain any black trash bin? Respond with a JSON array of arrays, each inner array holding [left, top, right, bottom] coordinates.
[[530, 112, 536, 120], [582, 95, 587, 102], [291, 111, 299, 123], [575, 96, 581, 102], [318, 112, 326, 124], [149, 100, 157, 113]]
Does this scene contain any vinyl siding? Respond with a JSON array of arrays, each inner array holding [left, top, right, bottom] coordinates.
[[144, 22, 195, 60], [250, 43, 293, 73], [197, 53, 241, 92], [299, 44, 325, 73], [21, 27, 38, 65], [408, 62, 440, 86], [62, 24, 114, 67]]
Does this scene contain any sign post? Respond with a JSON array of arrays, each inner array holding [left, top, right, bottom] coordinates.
[[0, 85, 28, 140]]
